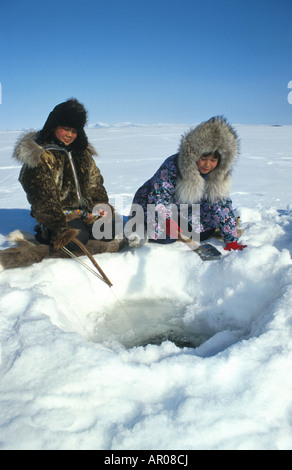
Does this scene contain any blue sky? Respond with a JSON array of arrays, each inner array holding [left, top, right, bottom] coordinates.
[[0, 0, 292, 129]]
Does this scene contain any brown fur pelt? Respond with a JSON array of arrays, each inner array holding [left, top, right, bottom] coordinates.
[[0, 230, 127, 272]]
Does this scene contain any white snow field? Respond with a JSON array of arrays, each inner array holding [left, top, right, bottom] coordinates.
[[0, 123, 292, 450]]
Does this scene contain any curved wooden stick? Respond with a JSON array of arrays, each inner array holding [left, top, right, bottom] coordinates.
[[72, 237, 113, 287]]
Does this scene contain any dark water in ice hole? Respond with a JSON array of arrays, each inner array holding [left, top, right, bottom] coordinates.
[[94, 298, 210, 349]]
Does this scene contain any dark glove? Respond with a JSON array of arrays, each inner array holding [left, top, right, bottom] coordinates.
[[224, 241, 247, 251]]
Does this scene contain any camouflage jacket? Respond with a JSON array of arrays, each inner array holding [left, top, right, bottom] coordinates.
[[13, 131, 109, 241]]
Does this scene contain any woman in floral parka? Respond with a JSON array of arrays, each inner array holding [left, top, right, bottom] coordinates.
[[131, 116, 246, 251]]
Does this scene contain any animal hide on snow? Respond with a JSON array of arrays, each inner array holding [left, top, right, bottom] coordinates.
[[0, 230, 126, 271]]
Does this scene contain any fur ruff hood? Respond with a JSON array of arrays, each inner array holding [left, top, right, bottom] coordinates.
[[175, 116, 239, 203], [13, 131, 98, 168], [11, 131, 108, 241]]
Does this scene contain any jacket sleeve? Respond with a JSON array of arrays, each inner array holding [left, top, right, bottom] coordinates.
[[132, 156, 178, 239], [85, 155, 109, 208], [217, 198, 239, 242], [19, 153, 69, 239], [200, 198, 239, 242]]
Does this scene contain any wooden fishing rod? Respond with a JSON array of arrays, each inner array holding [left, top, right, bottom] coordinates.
[[61, 238, 113, 287]]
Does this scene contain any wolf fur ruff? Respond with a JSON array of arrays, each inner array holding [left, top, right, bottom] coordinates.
[[175, 116, 239, 203], [12, 131, 97, 169]]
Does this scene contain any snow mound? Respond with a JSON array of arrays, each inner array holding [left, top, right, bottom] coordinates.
[[2, 211, 291, 357]]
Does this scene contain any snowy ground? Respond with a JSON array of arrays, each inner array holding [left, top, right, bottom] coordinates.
[[0, 123, 292, 450]]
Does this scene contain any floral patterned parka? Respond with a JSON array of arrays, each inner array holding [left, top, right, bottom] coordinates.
[[132, 153, 239, 243]]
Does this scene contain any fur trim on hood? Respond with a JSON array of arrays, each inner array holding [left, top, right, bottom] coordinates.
[[13, 131, 98, 169], [175, 116, 239, 203]]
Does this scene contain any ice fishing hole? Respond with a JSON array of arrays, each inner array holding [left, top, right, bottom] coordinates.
[[91, 298, 210, 349]]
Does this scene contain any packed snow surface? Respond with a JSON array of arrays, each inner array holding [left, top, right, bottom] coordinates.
[[0, 124, 292, 450]]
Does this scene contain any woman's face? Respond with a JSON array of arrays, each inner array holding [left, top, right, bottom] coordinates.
[[197, 154, 219, 174], [54, 126, 78, 146]]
